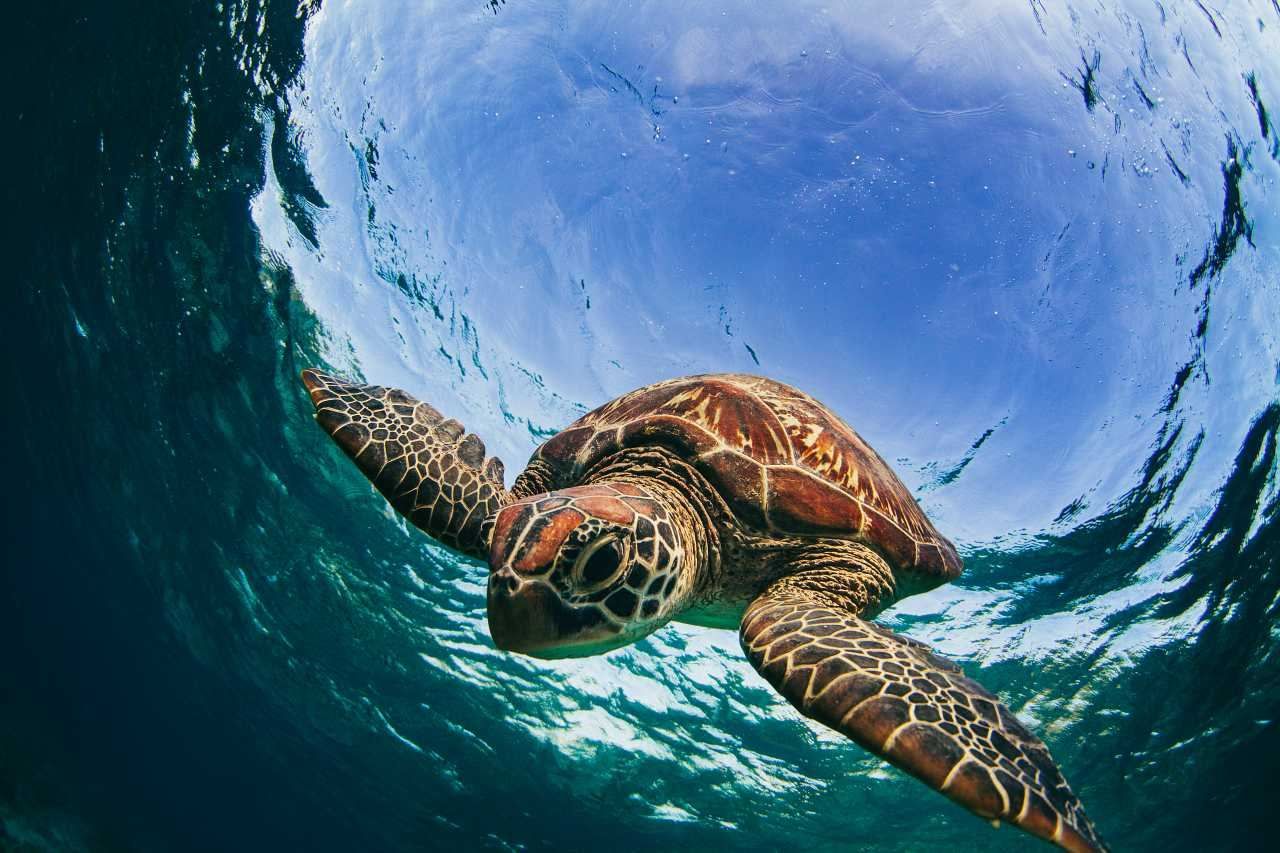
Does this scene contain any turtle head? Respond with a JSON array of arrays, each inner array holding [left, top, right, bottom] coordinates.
[[486, 483, 689, 658]]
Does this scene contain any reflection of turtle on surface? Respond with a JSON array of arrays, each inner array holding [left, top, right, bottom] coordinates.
[[302, 369, 1105, 852]]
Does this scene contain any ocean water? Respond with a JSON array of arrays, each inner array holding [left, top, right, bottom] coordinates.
[[4, 1, 1279, 850]]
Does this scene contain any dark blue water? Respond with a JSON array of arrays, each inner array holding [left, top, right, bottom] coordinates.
[[4, 1, 1279, 850]]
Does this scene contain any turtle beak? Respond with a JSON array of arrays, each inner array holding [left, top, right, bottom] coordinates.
[[486, 569, 612, 658]]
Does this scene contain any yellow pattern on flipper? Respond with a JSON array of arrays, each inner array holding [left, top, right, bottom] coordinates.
[[301, 369, 512, 559], [740, 569, 1106, 853]]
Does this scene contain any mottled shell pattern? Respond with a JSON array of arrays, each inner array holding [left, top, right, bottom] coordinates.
[[530, 374, 961, 588]]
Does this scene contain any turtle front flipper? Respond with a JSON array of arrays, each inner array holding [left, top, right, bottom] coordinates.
[[740, 570, 1105, 852], [301, 369, 512, 560]]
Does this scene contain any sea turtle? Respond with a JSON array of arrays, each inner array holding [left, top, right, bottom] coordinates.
[[301, 369, 1105, 852]]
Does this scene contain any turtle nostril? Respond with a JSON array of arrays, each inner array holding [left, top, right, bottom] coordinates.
[[490, 569, 521, 596]]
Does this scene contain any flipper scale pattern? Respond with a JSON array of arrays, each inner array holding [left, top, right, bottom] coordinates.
[[741, 575, 1106, 853], [302, 369, 511, 559]]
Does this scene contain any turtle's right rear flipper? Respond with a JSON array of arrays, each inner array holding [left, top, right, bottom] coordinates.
[[301, 369, 511, 560]]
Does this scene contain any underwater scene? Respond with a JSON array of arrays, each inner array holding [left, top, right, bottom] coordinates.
[[5, 0, 1279, 850]]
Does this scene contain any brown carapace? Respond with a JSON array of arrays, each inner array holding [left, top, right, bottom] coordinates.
[[302, 369, 1106, 852]]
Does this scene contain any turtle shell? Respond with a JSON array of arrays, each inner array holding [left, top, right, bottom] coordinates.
[[530, 374, 961, 586]]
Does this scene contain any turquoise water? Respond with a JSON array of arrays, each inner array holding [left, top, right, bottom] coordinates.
[[4, 1, 1279, 850]]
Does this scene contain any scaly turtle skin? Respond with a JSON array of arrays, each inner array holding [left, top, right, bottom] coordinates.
[[301, 369, 1106, 852]]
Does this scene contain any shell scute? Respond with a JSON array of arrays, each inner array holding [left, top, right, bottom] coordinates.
[[697, 449, 769, 530], [860, 505, 921, 574], [619, 414, 720, 458], [646, 380, 791, 464], [765, 466, 866, 536], [539, 425, 594, 468]]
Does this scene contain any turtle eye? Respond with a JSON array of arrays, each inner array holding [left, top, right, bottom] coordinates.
[[573, 536, 628, 592]]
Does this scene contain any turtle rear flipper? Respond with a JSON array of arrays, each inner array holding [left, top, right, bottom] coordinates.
[[301, 369, 511, 560], [740, 569, 1105, 853]]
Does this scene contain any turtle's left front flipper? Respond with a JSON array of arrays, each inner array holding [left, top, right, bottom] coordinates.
[[740, 570, 1106, 852], [301, 369, 511, 560]]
